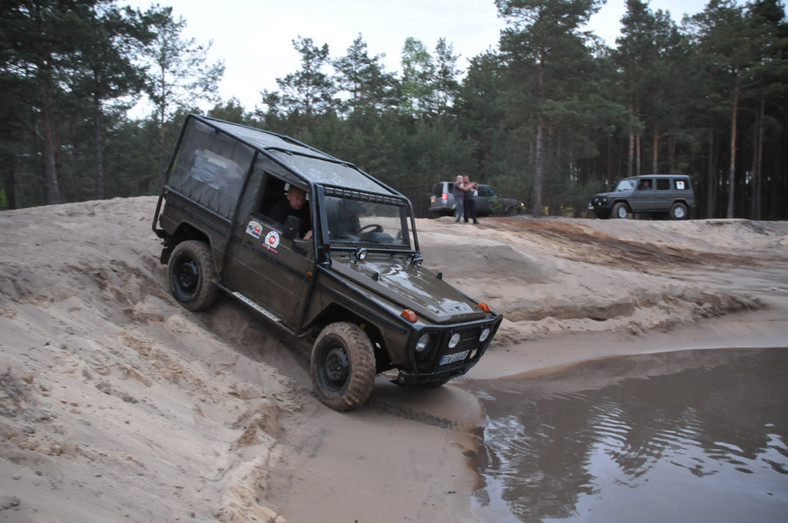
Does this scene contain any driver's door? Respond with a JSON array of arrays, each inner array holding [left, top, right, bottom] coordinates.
[[225, 167, 314, 330]]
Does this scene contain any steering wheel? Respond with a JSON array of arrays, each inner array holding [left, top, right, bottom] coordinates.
[[357, 223, 383, 235]]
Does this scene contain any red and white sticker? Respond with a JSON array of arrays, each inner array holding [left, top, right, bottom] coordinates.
[[264, 230, 280, 249]]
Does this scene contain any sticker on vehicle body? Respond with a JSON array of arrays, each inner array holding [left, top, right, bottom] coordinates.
[[246, 220, 263, 239], [264, 230, 280, 250]]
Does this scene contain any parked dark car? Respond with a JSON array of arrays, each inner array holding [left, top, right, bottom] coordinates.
[[429, 181, 525, 216], [588, 174, 695, 220], [152, 115, 502, 411]]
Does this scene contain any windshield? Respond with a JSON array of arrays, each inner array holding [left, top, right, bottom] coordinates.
[[324, 194, 412, 249], [615, 179, 636, 192]]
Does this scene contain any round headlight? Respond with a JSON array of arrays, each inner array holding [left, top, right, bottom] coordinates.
[[416, 334, 430, 352], [416, 334, 431, 353], [479, 327, 491, 343], [448, 332, 461, 349]]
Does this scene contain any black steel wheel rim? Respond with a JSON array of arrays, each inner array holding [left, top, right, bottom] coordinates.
[[176, 259, 199, 295], [322, 346, 349, 390]]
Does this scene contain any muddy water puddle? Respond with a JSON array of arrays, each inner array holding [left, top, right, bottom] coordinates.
[[468, 348, 788, 522]]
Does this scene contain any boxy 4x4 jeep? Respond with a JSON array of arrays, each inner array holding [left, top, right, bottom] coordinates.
[[588, 174, 695, 220], [152, 115, 502, 411]]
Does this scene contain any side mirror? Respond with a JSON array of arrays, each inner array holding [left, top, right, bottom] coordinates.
[[283, 215, 300, 240]]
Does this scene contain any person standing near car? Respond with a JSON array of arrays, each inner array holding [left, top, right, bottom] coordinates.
[[452, 175, 466, 222], [463, 175, 479, 224]]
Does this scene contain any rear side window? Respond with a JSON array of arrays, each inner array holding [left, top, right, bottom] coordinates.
[[656, 179, 670, 190], [674, 179, 689, 190], [167, 118, 254, 218]]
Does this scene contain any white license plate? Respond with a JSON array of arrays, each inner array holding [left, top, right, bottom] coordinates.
[[440, 350, 469, 366]]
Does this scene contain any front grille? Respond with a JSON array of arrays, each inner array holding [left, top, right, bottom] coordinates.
[[445, 327, 480, 356], [419, 326, 482, 371]]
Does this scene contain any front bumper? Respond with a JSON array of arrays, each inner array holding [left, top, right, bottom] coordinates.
[[588, 196, 611, 216], [395, 313, 503, 385]]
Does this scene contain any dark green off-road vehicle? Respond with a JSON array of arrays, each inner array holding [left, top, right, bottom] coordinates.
[[152, 115, 502, 411]]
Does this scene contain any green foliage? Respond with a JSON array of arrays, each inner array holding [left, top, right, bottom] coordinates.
[[1, 1, 787, 220]]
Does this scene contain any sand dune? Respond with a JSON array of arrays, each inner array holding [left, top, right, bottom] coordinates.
[[1, 196, 786, 521]]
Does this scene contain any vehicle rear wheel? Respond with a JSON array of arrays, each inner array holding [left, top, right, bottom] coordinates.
[[670, 202, 688, 220], [168, 240, 219, 311], [311, 323, 376, 411], [612, 202, 629, 219]]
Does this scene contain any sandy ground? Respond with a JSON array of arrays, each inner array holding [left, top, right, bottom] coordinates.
[[1, 196, 787, 522]]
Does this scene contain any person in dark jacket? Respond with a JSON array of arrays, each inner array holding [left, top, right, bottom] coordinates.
[[452, 175, 466, 222], [270, 186, 313, 239], [463, 175, 479, 224]]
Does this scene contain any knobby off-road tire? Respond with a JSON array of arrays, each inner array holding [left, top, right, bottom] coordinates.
[[168, 240, 219, 311], [670, 202, 688, 220], [612, 202, 629, 219], [311, 322, 376, 412]]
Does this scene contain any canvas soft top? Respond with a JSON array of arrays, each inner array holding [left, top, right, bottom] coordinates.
[[190, 115, 400, 198]]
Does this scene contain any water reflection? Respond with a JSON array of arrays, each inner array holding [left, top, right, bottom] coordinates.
[[469, 349, 788, 522]]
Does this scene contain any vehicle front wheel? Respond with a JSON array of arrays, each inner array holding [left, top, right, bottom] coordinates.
[[168, 240, 219, 311], [670, 202, 688, 220], [311, 323, 376, 411], [612, 202, 629, 219]]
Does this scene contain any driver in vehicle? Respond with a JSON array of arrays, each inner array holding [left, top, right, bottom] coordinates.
[[270, 185, 313, 239]]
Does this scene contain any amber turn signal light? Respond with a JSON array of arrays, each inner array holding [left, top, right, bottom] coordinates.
[[478, 302, 490, 312], [401, 309, 418, 322]]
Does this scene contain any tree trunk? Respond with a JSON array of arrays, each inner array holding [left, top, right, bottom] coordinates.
[[42, 108, 61, 205], [93, 84, 106, 200], [706, 130, 716, 218], [532, 53, 546, 218], [31, 114, 46, 206], [751, 94, 764, 220], [652, 124, 658, 173], [158, 108, 167, 186], [533, 115, 544, 218], [726, 75, 740, 218], [627, 99, 635, 178], [3, 155, 16, 210]]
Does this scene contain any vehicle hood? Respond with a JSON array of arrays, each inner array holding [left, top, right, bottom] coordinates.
[[591, 190, 630, 199], [330, 255, 487, 324]]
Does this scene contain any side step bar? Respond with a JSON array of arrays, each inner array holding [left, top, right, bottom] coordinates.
[[220, 287, 304, 339], [227, 289, 284, 325]]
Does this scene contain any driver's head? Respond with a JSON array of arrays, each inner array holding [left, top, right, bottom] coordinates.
[[286, 186, 307, 210]]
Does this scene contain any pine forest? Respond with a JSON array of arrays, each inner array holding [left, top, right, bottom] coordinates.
[[2, 0, 787, 220]]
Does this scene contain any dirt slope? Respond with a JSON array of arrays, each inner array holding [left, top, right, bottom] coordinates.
[[1, 197, 786, 522]]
